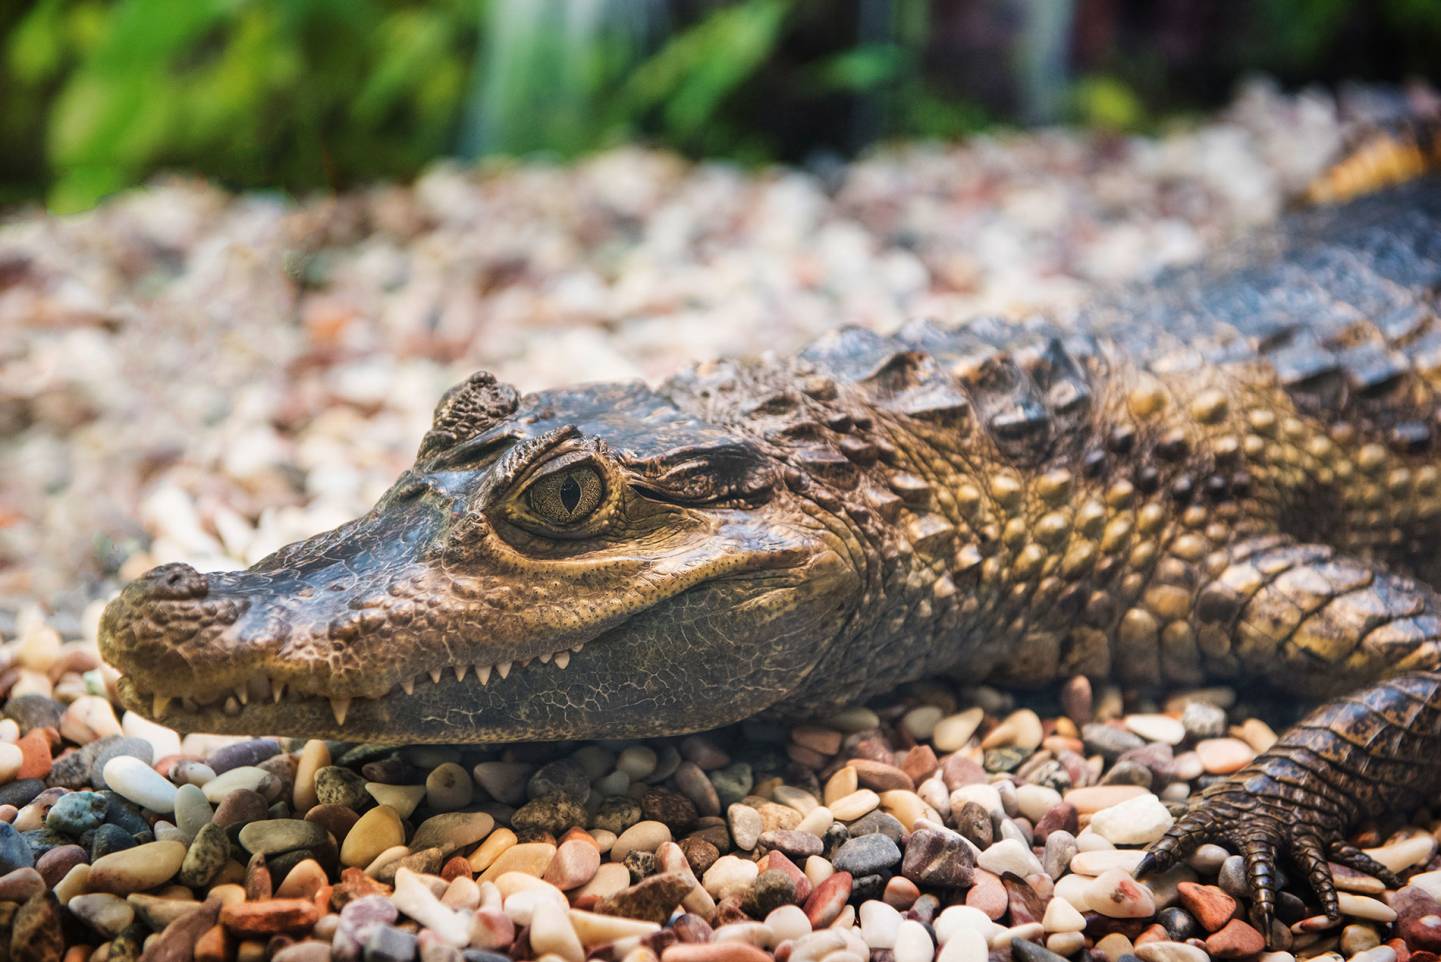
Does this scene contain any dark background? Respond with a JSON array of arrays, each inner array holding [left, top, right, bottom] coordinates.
[[3, 0, 1440, 212]]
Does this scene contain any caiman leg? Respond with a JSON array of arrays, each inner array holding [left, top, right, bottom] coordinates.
[[1138, 538, 1441, 936]]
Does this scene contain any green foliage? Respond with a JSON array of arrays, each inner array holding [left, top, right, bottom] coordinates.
[[5, 0, 477, 211], [5, 1, 1441, 211]]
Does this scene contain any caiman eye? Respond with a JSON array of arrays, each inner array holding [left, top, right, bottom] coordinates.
[[527, 463, 604, 525]]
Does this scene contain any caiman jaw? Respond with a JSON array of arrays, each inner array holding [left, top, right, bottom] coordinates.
[[114, 637, 592, 733]]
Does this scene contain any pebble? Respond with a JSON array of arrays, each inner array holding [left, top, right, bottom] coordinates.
[[977, 839, 1044, 878], [1194, 738, 1255, 774], [894, 919, 934, 962], [341, 805, 405, 868], [88, 839, 186, 893], [1124, 713, 1187, 745], [1088, 793, 1174, 845], [103, 755, 178, 812], [1087, 868, 1156, 918]]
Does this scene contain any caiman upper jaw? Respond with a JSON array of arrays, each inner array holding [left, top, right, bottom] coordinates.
[[111, 637, 592, 737]]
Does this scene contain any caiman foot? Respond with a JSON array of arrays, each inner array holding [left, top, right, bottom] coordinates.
[[1137, 772, 1398, 941]]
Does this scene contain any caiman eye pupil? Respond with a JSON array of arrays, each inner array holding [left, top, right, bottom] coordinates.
[[559, 475, 581, 513], [526, 463, 604, 527]]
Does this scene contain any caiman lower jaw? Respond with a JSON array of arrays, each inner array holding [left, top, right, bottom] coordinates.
[[112, 638, 590, 731]]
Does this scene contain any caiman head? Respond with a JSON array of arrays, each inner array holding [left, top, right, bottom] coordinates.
[[100, 373, 860, 742]]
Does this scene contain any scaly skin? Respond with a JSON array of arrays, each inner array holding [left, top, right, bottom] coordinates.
[[101, 173, 1441, 937]]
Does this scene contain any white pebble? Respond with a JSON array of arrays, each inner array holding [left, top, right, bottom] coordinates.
[[935, 905, 999, 945], [937, 927, 988, 962], [393, 868, 472, 946], [1088, 793, 1174, 846], [1124, 713, 1186, 745], [103, 756, 177, 813], [977, 838, 1044, 878], [765, 904, 811, 942], [901, 705, 944, 740], [894, 919, 934, 962], [1362, 834, 1436, 874], [859, 900, 902, 949], [1337, 892, 1396, 922], [932, 708, 984, 752], [1042, 896, 1087, 933]]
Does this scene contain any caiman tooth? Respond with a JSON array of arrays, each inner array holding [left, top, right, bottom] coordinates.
[[496, 661, 512, 679], [476, 664, 492, 685], [152, 694, 173, 716], [539, 652, 552, 664], [454, 664, 468, 682], [400, 678, 415, 696], [222, 696, 242, 716], [330, 697, 351, 726], [554, 651, 570, 670], [234, 685, 249, 706], [571, 643, 584, 653], [519, 658, 532, 669], [428, 668, 443, 685], [272, 682, 286, 704]]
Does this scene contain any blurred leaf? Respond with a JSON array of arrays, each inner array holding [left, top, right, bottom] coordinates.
[[1072, 74, 1145, 131], [618, 0, 790, 142], [811, 43, 907, 93], [7, 0, 68, 84]]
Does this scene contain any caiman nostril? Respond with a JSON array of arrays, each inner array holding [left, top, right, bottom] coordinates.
[[141, 562, 210, 601]]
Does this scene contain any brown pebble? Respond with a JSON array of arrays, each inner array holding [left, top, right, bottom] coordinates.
[[804, 870, 852, 927], [12, 894, 64, 962], [245, 853, 273, 902], [679, 837, 719, 876], [194, 923, 232, 962], [544, 837, 602, 890], [220, 898, 321, 936], [440, 856, 472, 881], [760, 850, 811, 903], [1177, 881, 1238, 932], [846, 759, 915, 792], [15, 730, 53, 781], [884, 875, 920, 909], [899, 745, 939, 785], [661, 944, 771, 962], [1206, 918, 1266, 958]]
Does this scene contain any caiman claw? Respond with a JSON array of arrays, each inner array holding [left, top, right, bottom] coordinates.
[[1136, 775, 1396, 944]]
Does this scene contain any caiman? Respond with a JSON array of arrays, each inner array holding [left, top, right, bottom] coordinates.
[[101, 126, 1441, 934]]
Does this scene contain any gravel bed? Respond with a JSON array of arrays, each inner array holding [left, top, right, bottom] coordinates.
[[0, 82, 1431, 959]]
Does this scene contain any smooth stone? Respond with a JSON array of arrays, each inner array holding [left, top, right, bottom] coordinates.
[[1086, 868, 1156, 918], [426, 762, 474, 812], [894, 919, 935, 962], [1088, 793, 1174, 846], [900, 828, 974, 887], [201, 766, 276, 803], [177, 821, 229, 887], [860, 899, 903, 949], [611, 820, 672, 861], [88, 839, 186, 893], [977, 838, 1044, 878], [1124, 714, 1186, 746], [1194, 738, 1254, 775], [1337, 892, 1396, 922], [207, 738, 279, 775], [543, 837, 601, 890], [45, 790, 109, 835], [366, 783, 426, 818], [173, 783, 213, 842], [410, 811, 495, 854], [0, 821, 35, 872], [1362, 834, 1436, 873], [342, 805, 405, 868], [832, 833, 901, 876], [238, 818, 328, 855], [1135, 941, 1211, 962], [933, 708, 985, 752], [69, 891, 135, 937]]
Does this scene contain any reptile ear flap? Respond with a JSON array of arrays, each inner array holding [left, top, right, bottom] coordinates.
[[418, 371, 520, 457]]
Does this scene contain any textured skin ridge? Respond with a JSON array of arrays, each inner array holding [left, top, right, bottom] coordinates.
[[100, 175, 1441, 939]]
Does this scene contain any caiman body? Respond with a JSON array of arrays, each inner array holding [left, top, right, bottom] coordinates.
[[103, 169, 1441, 933]]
